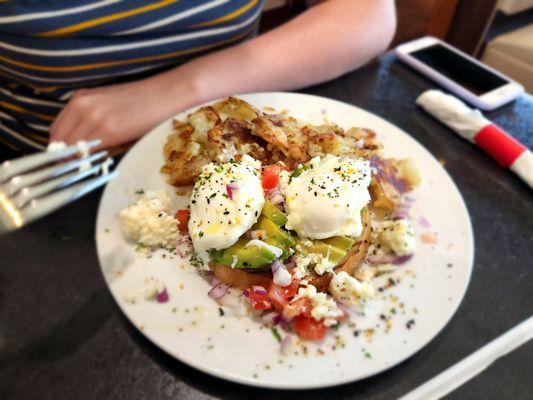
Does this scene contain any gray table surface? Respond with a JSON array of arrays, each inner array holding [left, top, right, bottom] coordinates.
[[1, 53, 532, 400]]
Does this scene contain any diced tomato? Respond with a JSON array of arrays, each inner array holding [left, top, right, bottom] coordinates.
[[247, 288, 273, 310], [292, 315, 327, 341], [261, 165, 281, 190], [282, 297, 312, 320], [175, 209, 190, 232], [267, 283, 289, 310], [282, 278, 299, 299]]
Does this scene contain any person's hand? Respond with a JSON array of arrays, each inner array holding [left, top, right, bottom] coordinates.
[[50, 76, 186, 148]]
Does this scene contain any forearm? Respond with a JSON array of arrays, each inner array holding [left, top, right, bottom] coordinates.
[[153, 0, 396, 108], [50, 0, 395, 148]]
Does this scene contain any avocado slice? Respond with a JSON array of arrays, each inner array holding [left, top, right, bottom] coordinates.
[[323, 236, 355, 253], [261, 199, 288, 227], [298, 240, 347, 265], [210, 238, 277, 270], [255, 215, 296, 248]]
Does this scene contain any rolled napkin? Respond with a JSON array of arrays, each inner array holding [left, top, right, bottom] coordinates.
[[417, 90, 532, 188]]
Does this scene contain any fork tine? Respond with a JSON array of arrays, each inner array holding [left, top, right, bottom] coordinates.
[[13, 163, 102, 208], [20, 169, 118, 225], [0, 139, 101, 183], [3, 151, 107, 196]]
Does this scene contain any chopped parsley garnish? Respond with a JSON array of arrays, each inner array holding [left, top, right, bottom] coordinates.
[[219, 307, 225, 316], [134, 189, 145, 194], [271, 327, 282, 343]]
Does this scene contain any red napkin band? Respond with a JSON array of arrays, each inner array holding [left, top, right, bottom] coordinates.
[[474, 124, 526, 167]]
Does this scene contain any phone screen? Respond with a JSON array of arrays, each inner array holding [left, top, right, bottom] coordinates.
[[411, 44, 509, 95]]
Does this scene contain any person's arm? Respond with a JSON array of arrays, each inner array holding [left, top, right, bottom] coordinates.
[[51, 0, 396, 147]]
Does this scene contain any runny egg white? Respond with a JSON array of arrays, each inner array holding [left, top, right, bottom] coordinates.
[[188, 156, 264, 264], [281, 154, 371, 239]]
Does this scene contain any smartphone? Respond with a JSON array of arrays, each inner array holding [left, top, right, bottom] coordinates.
[[395, 36, 524, 111]]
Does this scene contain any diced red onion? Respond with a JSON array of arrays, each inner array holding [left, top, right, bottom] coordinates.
[[394, 254, 413, 265], [272, 260, 291, 287], [367, 253, 413, 266], [252, 285, 267, 295], [268, 284, 287, 307], [261, 311, 281, 325], [418, 216, 431, 228], [370, 156, 409, 194], [337, 301, 364, 317], [392, 195, 416, 220], [175, 243, 187, 257], [156, 288, 169, 303], [271, 259, 282, 272], [336, 301, 359, 317], [284, 256, 296, 269], [226, 181, 241, 200], [280, 312, 294, 325], [280, 335, 292, 355], [174, 237, 191, 257], [243, 288, 250, 298], [266, 187, 285, 209], [279, 318, 291, 331], [208, 282, 229, 301], [367, 254, 395, 265]]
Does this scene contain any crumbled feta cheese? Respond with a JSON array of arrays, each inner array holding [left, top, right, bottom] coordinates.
[[245, 239, 283, 258], [241, 154, 262, 169], [314, 251, 336, 276], [123, 276, 165, 304], [300, 238, 314, 248], [293, 251, 321, 279], [379, 219, 416, 256], [278, 169, 290, 193], [216, 145, 237, 162], [330, 271, 374, 307], [294, 285, 343, 326], [120, 190, 180, 247]]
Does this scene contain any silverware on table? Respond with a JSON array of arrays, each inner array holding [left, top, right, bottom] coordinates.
[[399, 316, 533, 400], [0, 139, 118, 233]]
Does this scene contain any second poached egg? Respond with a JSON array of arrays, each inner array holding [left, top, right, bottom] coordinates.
[[281, 155, 371, 239]]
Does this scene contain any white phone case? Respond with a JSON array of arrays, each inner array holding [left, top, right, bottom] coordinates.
[[395, 36, 524, 111]]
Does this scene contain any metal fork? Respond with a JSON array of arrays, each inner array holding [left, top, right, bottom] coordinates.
[[0, 140, 118, 233]]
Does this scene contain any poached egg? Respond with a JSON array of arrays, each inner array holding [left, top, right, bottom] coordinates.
[[188, 156, 264, 264], [281, 154, 371, 239]]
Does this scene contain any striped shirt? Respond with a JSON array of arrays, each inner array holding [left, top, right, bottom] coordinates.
[[0, 0, 264, 151]]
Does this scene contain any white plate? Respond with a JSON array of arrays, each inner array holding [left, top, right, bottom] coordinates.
[[96, 92, 474, 389]]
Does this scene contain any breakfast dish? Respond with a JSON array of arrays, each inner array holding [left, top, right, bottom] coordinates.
[[96, 92, 473, 388], [120, 97, 422, 341]]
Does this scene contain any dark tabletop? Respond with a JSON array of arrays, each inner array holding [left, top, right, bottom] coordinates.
[[1, 53, 532, 400]]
